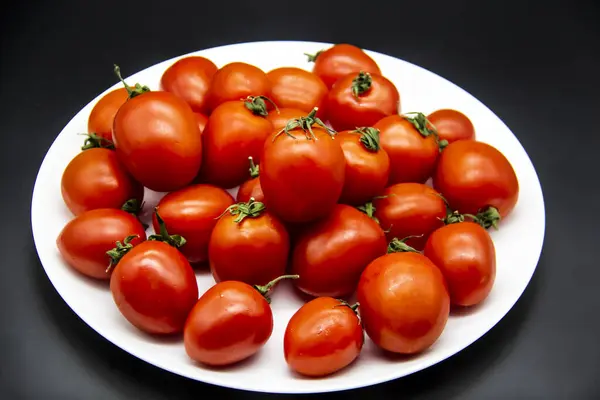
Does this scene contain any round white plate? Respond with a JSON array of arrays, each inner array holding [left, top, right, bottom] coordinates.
[[31, 41, 545, 394]]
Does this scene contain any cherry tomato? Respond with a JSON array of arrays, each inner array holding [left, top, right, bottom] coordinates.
[[160, 56, 218, 115], [327, 71, 400, 131], [87, 88, 129, 141], [266, 107, 306, 132], [306, 44, 381, 89], [206, 62, 270, 112], [61, 148, 143, 216], [424, 221, 496, 307], [267, 67, 328, 117], [427, 109, 475, 144], [153, 184, 234, 265], [337, 127, 390, 205], [236, 156, 265, 203], [357, 252, 450, 354], [291, 204, 387, 298], [284, 297, 363, 377], [194, 112, 208, 134], [57, 209, 146, 280]]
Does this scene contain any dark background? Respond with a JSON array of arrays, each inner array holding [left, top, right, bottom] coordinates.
[[1, 0, 599, 398]]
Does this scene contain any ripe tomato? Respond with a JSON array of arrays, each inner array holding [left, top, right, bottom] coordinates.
[[427, 109, 475, 144], [424, 222, 496, 307], [194, 112, 208, 134], [372, 183, 447, 250], [198, 97, 274, 189], [87, 88, 129, 142], [153, 184, 234, 265], [56, 209, 146, 280], [284, 297, 363, 377], [206, 62, 270, 112], [184, 275, 297, 366], [267, 67, 328, 116], [291, 204, 387, 298], [357, 252, 450, 354], [327, 71, 400, 131], [160, 56, 217, 115], [260, 110, 346, 223], [374, 112, 441, 184], [337, 127, 390, 205], [266, 107, 306, 132], [61, 148, 144, 216], [236, 157, 265, 203], [306, 44, 381, 89]]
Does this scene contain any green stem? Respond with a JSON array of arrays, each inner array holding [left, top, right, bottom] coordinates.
[[217, 197, 265, 223], [387, 236, 422, 254], [113, 64, 151, 99], [243, 96, 279, 117], [474, 206, 501, 230], [351, 71, 372, 98], [275, 107, 336, 141], [304, 50, 323, 63], [105, 235, 139, 273], [356, 201, 379, 224], [253, 274, 300, 303], [148, 209, 186, 248], [353, 127, 381, 152], [247, 156, 260, 178], [403, 111, 447, 152], [80, 133, 115, 150], [121, 198, 143, 215]]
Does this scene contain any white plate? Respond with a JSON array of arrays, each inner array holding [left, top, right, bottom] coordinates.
[[31, 41, 545, 394]]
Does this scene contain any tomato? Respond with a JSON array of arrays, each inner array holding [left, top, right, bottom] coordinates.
[[291, 204, 387, 298], [56, 209, 146, 280], [337, 127, 390, 205], [198, 97, 274, 189], [427, 109, 475, 144], [260, 110, 346, 223], [424, 221, 496, 307], [206, 62, 270, 112], [357, 252, 450, 354], [306, 44, 381, 89], [194, 112, 208, 134], [374, 113, 441, 184], [153, 184, 234, 265], [160, 56, 218, 115], [284, 297, 363, 377], [61, 148, 144, 216], [267, 67, 328, 117], [433, 140, 519, 223], [236, 157, 265, 203], [266, 107, 306, 132], [327, 71, 400, 131], [184, 275, 297, 366], [87, 88, 129, 142]]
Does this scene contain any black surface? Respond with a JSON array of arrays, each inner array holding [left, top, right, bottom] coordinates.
[[1, 0, 599, 398]]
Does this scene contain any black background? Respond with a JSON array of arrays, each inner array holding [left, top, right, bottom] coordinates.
[[1, 0, 599, 398]]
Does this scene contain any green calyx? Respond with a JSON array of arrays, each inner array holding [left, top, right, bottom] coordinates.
[[352, 71, 372, 98], [276, 107, 336, 141], [304, 50, 323, 63], [105, 235, 139, 273], [243, 96, 279, 117], [113, 64, 150, 99], [219, 197, 266, 223], [356, 201, 379, 224], [148, 210, 186, 248], [474, 206, 501, 230], [80, 133, 115, 150], [253, 274, 300, 303], [121, 198, 143, 215], [247, 156, 260, 178], [353, 127, 381, 152], [403, 112, 447, 152], [387, 236, 422, 254]]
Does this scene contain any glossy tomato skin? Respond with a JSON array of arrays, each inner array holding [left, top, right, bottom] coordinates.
[[194, 112, 208, 134], [56, 209, 146, 280], [284, 297, 363, 377], [327, 72, 400, 131], [337, 130, 390, 205], [110, 241, 199, 335], [198, 101, 274, 189], [427, 109, 475, 144], [311, 44, 381, 89], [267, 67, 328, 116], [433, 140, 519, 218], [160, 56, 218, 115], [152, 184, 234, 265], [113, 91, 202, 192], [61, 148, 144, 216], [357, 252, 450, 354], [184, 281, 273, 366], [206, 62, 270, 112], [266, 108, 306, 132], [87, 88, 129, 141], [374, 115, 439, 184], [291, 204, 387, 298], [424, 222, 496, 307], [236, 177, 265, 203], [373, 183, 447, 250]]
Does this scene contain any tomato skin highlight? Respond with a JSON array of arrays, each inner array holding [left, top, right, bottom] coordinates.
[[310, 44, 381, 89], [206, 62, 270, 112], [266, 108, 306, 132], [427, 109, 475, 144], [61, 148, 144, 216], [267, 67, 328, 116], [284, 297, 363, 377], [194, 112, 208, 134], [87, 88, 129, 141]]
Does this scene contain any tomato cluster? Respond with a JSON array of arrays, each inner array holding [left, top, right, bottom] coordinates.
[[56, 43, 519, 377]]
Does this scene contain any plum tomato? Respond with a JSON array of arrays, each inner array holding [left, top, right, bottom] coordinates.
[[266, 107, 306, 132], [87, 87, 129, 142], [236, 156, 265, 203], [206, 62, 270, 112], [427, 109, 475, 144], [267, 67, 328, 117]]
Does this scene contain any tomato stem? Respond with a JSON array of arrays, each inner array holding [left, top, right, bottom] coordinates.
[[474, 206, 501, 230], [80, 133, 115, 150], [105, 235, 139, 274], [387, 236, 422, 254], [403, 112, 447, 152], [243, 96, 279, 117], [275, 107, 336, 141], [304, 50, 323, 63], [351, 71, 372, 98], [253, 274, 300, 303], [113, 64, 151, 99], [217, 197, 265, 223], [148, 209, 187, 248], [353, 127, 381, 152], [248, 156, 260, 178], [356, 201, 379, 224], [121, 198, 143, 216]]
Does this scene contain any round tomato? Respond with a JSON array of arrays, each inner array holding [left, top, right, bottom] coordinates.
[[306, 44, 381, 89], [206, 62, 270, 112], [267, 67, 328, 117], [284, 297, 363, 377], [424, 221, 496, 307], [160, 56, 217, 115], [61, 148, 144, 216], [337, 127, 390, 205], [266, 107, 306, 132], [236, 156, 265, 203], [427, 109, 475, 144], [87, 87, 129, 142], [327, 71, 400, 131], [194, 112, 208, 134], [291, 204, 387, 298], [357, 252, 450, 354]]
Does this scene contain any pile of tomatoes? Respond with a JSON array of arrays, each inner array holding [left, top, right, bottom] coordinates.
[[56, 43, 519, 378]]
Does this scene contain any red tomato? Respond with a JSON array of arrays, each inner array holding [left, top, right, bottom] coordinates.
[[291, 204, 387, 298], [160, 56, 218, 115], [372, 183, 447, 250], [198, 98, 274, 189], [306, 44, 381, 89], [337, 127, 390, 205], [424, 222, 496, 306], [427, 109, 475, 144], [206, 62, 270, 112], [357, 252, 450, 354], [284, 297, 363, 377], [194, 112, 208, 134], [260, 110, 346, 223], [56, 209, 146, 280], [375, 113, 441, 184], [153, 184, 234, 265], [236, 156, 265, 203], [267, 67, 328, 117], [87, 88, 129, 142], [266, 107, 306, 132], [327, 71, 400, 131], [61, 148, 144, 216], [433, 140, 519, 223]]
